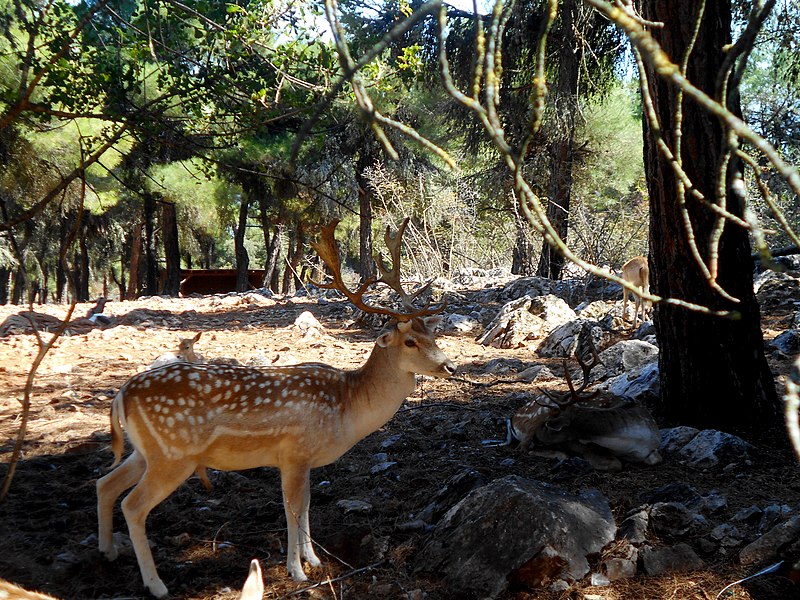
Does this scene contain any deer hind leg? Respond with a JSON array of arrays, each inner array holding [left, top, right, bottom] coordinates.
[[280, 464, 320, 581], [97, 451, 146, 561], [120, 460, 195, 599], [621, 288, 631, 322]]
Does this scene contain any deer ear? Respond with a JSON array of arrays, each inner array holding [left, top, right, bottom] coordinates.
[[423, 315, 443, 332], [192, 332, 202, 342], [376, 330, 394, 347]]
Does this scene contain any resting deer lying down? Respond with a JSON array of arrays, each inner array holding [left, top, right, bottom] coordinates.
[[509, 344, 661, 471], [148, 332, 203, 369], [96, 220, 456, 598]]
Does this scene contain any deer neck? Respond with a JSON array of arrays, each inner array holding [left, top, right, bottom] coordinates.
[[344, 345, 416, 440]]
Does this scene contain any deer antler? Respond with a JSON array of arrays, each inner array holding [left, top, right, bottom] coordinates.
[[374, 218, 433, 310], [536, 338, 602, 409], [311, 219, 445, 321]]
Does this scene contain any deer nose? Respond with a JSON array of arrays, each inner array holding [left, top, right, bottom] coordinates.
[[442, 360, 456, 376]]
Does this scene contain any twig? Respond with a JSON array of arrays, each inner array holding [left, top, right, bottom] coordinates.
[[398, 402, 483, 413], [279, 560, 386, 598], [0, 302, 77, 502]]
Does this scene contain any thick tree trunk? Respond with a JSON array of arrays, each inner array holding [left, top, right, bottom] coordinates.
[[537, 0, 578, 280], [642, 0, 778, 429], [161, 201, 181, 296], [234, 195, 251, 292]]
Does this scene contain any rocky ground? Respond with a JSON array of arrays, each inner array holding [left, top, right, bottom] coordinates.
[[1, 271, 800, 600]]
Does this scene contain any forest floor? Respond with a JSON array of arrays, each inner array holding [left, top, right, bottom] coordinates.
[[0, 288, 799, 600]]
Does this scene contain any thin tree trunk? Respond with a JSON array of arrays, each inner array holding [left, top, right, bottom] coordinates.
[[264, 224, 283, 291], [235, 195, 251, 292], [642, 0, 778, 429], [537, 0, 578, 280], [356, 154, 375, 282], [512, 215, 536, 276], [0, 268, 8, 304], [78, 236, 90, 301], [127, 224, 142, 300], [161, 201, 181, 296], [11, 266, 24, 305], [143, 194, 159, 296]]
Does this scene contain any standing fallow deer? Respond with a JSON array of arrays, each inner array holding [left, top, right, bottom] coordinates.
[[96, 220, 456, 598], [621, 255, 651, 329]]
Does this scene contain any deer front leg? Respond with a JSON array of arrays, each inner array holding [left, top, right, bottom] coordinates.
[[121, 462, 194, 598], [97, 451, 146, 561], [280, 464, 320, 581]]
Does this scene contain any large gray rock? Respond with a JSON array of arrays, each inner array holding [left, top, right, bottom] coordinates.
[[528, 294, 577, 327], [596, 340, 659, 380], [675, 429, 753, 468], [537, 320, 608, 359], [659, 426, 700, 455], [603, 361, 660, 402], [477, 296, 545, 348], [740, 514, 800, 565], [648, 502, 709, 539], [640, 543, 705, 575], [415, 476, 616, 599], [770, 330, 800, 356]]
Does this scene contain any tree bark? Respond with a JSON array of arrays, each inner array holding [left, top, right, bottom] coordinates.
[[264, 223, 283, 291], [143, 194, 159, 296], [642, 0, 778, 429], [127, 223, 142, 300], [512, 215, 536, 276], [537, 0, 579, 280], [160, 201, 181, 296], [356, 154, 376, 282], [282, 222, 305, 294], [77, 236, 90, 301], [234, 194, 251, 292], [0, 268, 8, 304]]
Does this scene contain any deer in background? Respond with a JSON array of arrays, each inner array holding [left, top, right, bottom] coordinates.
[[96, 220, 456, 598], [621, 255, 651, 329], [510, 342, 661, 471], [148, 332, 203, 369]]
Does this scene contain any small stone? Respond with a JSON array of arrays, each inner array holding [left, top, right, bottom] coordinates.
[[336, 499, 373, 514]]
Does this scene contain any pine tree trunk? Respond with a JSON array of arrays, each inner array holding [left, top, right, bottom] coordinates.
[[143, 194, 159, 296], [0, 268, 8, 304], [642, 0, 778, 429], [127, 224, 142, 300], [536, 0, 578, 280], [356, 154, 375, 282], [78, 235, 90, 301], [512, 216, 536, 276], [235, 195, 251, 292], [161, 201, 181, 296], [264, 224, 283, 291]]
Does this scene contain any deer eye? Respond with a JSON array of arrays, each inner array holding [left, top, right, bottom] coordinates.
[[404, 338, 417, 348]]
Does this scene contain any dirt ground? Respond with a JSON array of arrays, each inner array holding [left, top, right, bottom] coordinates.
[[1, 289, 799, 600]]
